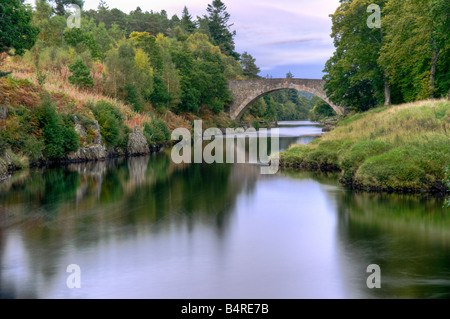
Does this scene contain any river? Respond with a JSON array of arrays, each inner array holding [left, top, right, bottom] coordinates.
[[0, 121, 449, 299]]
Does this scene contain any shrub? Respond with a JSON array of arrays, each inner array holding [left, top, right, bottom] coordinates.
[[22, 136, 45, 163], [210, 99, 224, 114], [37, 71, 47, 86], [35, 101, 80, 159], [143, 118, 171, 147], [91, 101, 128, 149], [68, 58, 94, 89]]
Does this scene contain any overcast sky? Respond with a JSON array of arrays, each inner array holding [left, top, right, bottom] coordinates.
[[34, 0, 341, 78]]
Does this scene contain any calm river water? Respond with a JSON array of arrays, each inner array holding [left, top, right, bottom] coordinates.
[[0, 121, 449, 299]]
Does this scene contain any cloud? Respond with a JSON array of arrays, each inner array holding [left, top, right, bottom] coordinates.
[[222, 0, 339, 77]]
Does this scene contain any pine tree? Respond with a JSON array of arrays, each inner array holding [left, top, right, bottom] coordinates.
[[181, 6, 196, 34], [241, 52, 260, 78], [206, 0, 239, 60], [68, 58, 94, 89]]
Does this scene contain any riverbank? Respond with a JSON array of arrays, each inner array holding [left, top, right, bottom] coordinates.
[[280, 99, 450, 195], [0, 74, 233, 182]]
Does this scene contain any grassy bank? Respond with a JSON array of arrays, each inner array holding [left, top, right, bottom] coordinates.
[[280, 99, 450, 194]]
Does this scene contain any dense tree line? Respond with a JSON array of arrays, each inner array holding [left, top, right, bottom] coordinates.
[[3, 0, 263, 117], [324, 0, 449, 111]]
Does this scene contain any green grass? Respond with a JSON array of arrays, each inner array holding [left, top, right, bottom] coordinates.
[[280, 99, 450, 193]]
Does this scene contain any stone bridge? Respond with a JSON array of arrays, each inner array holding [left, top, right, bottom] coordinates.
[[228, 78, 345, 120]]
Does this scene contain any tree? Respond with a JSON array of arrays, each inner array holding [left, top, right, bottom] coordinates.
[[206, 0, 239, 60], [47, 0, 84, 16], [68, 58, 94, 89], [286, 71, 294, 79], [309, 97, 334, 120], [181, 6, 197, 34], [0, 0, 39, 77], [63, 19, 101, 59], [241, 52, 260, 78], [323, 0, 389, 111], [104, 39, 154, 108], [32, 0, 66, 48], [379, 0, 450, 100]]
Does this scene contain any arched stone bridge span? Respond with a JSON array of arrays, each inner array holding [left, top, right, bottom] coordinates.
[[228, 79, 345, 120]]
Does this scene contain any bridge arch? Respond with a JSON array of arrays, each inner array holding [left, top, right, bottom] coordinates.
[[228, 79, 345, 121]]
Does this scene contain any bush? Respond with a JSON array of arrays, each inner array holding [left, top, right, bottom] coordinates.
[[143, 118, 171, 147], [91, 101, 128, 149], [22, 136, 45, 162], [35, 101, 80, 159], [68, 58, 94, 89], [37, 71, 47, 86], [210, 99, 224, 114]]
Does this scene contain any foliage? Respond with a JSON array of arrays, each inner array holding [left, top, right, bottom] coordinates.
[[240, 52, 260, 78], [324, 0, 388, 111], [309, 97, 335, 121], [379, 0, 450, 100], [0, 0, 39, 76], [47, 0, 84, 16], [91, 100, 129, 148], [181, 6, 197, 34], [206, 0, 239, 60], [143, 119, 171, 146], [68, 58, 94, 89], [324, 0, 450, 112], [0, 105, 45, 162], [36, 70, 47, 86], [35, 100, 79, 159]]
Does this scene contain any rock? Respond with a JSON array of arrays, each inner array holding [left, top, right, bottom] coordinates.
[[73, 116, 87, 140], [91, 120, 103, 145], [68, 117, 107, 162], [68, 145, 107, 162], [0, 106, 8, 120], [127, 126, 150, 156]]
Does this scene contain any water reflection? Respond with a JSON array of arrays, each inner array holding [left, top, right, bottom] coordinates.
[[0, 126, 449, 299]]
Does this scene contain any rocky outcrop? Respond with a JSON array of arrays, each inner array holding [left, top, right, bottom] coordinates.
[[68, 117, 107, 162], [68, 145, 107, 162], [127, 126, 150, 156]]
